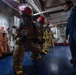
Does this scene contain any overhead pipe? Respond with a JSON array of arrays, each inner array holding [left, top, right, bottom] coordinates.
[[33, 5, 64, 16], [2, 0, 18, 11], [33, 2, 76, 16], [27, 0, 41, 13]]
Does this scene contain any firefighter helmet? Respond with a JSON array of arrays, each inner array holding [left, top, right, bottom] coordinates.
[[37, 16, 45, 23], [18, 3, 32, 15]]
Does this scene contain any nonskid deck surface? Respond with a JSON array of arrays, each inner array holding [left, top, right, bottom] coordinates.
[[0, 46, 74, 75]]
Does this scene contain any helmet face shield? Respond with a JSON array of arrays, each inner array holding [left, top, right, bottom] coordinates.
[[18, 3, 33, 15]]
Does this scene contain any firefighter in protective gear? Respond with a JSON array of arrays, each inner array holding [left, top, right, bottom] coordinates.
[[2, 30, 10, 54], [0, 30, 5, 57], [45, 21, 50, 47], [13, 3, 41, 75], [45, 21, 54, 47], [43, 21, 50, 52], [42, 25, 48, 53], [37, 16, 47, 54]]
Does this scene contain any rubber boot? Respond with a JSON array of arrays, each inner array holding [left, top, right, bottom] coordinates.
[[31, 53, 41, 61], [41, 49, 47, 55], [13, 65, 23, 75]]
